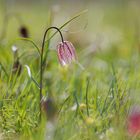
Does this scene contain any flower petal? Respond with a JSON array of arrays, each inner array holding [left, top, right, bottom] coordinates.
[[57, 41, 77, 66]]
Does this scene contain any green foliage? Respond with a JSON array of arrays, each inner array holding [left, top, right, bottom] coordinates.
[[0, 2, 140, 140]]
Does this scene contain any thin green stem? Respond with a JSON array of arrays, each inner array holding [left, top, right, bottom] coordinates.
[[0, 62, 8, 78], [44, 10, 88, 44], [40, 27, 64, 119], [58, 95, 71, 114], [86, 77, 90, 116]]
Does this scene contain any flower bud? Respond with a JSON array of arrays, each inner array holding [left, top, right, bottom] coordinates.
[[85, 117, 94, 125], [57, 41, 77, 66], [79, 103, 86, 110]]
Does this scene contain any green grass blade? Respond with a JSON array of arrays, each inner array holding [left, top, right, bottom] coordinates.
[[0, 62, 8, 78], [12, 38, 41, 56], [45, 9, 88, 43], [85, 77, 90, 116], [24, 65, 40, 89]]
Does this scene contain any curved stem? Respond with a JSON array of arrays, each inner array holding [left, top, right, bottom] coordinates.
[[44, 9, 88, 43], [40, 26, 64, 105]]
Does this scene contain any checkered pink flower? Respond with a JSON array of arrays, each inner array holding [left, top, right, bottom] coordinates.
[[57, 41, 77, 66]]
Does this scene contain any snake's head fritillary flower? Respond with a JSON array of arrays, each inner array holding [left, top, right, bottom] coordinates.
[[127, 107, 140, 136], [19, 26, 29, 38], [57, 41, 77, 67]]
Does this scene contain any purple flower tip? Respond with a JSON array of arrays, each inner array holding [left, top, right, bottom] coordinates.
[[57, 41, 77, 66]]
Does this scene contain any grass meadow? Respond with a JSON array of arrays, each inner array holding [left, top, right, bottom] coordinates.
[[0, 1, 140, 139]]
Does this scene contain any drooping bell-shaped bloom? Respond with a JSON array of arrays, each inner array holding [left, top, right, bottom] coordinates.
[[19, 26, 29, 38], [57, 41, 77, 66], [127, 108, 140, 135]]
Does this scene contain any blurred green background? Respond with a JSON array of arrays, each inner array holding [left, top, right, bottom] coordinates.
[[0, 0, 140, 140]]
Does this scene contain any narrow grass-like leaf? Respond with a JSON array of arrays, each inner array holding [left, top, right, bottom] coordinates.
[[101, 82, 112, 116], [75, 61, 85, 71], [45, 9, 88, 43], [85, 77, 90, 116], [42, 11, 52, 68], [31, 77, 40, 89], [73, 91, 85, 120], [58, 95, 71, 114], [25, 65, 31, 78], [24, 65, 40, 89], [12, 38, 41, 56], [0, 62, 8, 78], [73, 91, 79, 116]]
